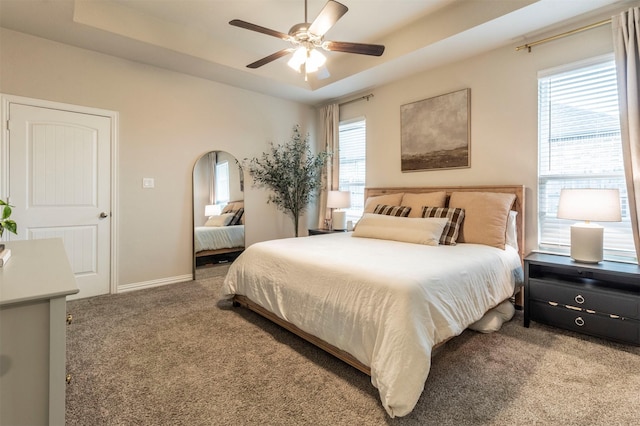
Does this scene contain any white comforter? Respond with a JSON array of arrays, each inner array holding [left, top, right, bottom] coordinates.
[[194, 225, 244, 252], [222, 232, 522, 417]]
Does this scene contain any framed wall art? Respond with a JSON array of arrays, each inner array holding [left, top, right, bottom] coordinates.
[[400, 88, 470, 172]]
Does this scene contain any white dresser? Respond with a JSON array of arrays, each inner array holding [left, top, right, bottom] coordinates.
[[0, 239, 78, 426]]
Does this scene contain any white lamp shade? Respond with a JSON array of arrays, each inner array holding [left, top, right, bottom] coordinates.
[[557, 189, 621, 222], [326, 190, 351, 209], [557, 188, 621, 263], [205, 204, 222, 217]]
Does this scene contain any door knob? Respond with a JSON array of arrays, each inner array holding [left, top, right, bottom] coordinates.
[[99, 212, 109, 219]]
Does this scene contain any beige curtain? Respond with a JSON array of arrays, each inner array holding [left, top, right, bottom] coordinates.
[[612, 7, 640, 262], [317, 103, 340, 228]]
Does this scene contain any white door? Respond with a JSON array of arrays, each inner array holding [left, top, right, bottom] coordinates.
[[7, 103, 111, 299]]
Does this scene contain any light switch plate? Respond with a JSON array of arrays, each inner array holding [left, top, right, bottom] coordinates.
[[142, 178, 155, 188]]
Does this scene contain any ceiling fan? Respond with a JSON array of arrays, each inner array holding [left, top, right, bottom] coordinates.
[[229, 0, 385, 79]]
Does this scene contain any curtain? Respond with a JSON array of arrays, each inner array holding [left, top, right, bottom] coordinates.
[[612, 7, 640, 262], [318, 103, 340, 228], [208, 151, 217, 205]]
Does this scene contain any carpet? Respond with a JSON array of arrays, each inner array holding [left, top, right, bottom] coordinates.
[[66, 264, 640, 425]]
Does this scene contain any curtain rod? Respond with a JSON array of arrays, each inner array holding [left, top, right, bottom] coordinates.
[[516, 18, 611, 52], [339, 94, 374, 107]]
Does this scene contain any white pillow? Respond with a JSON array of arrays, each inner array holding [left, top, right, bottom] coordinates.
[[352, 213, 448, 246], [204, 213, 234, 227], [505, 210, 518, 251]]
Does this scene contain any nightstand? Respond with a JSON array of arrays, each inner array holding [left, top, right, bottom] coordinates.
[[524, 252, 640, 345], [308, 228, 347, 236]]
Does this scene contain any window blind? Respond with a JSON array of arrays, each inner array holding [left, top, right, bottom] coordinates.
[[215, 161, 230, 204], [538, 55, 635, 261], [338, 118, 366, 222]]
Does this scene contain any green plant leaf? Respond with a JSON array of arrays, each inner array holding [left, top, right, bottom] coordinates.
[[247, 125, 331, 236]]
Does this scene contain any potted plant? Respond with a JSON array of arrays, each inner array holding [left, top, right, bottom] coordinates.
[[247, 125, 330, 237], [0, 199, 17, 238]]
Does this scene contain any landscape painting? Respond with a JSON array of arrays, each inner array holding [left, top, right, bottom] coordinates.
[[400, 88, 470, 172]]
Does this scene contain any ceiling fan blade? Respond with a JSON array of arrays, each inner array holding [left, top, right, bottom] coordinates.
[[323, 41, 385, 56], [229, 19, 290, 41], [308, 1, 348, 37], [247, 49, 295, 69]]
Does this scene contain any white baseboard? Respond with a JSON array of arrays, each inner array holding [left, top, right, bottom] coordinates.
[[117, 274, 193, 293]]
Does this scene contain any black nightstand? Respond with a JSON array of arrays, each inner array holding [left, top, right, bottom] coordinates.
[[308, 228, 347, 236], [524, 252, 640, 345]]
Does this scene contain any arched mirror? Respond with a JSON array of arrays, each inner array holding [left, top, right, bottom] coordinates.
[[193, 151, 244, 277]]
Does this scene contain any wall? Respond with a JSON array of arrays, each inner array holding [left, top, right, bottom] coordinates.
[[0, 29, 315, 289], [337, 18, 615, 256]]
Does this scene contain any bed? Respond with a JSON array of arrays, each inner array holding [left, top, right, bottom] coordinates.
[[222, 185, 525, 417], [195, 201, 245, 259]]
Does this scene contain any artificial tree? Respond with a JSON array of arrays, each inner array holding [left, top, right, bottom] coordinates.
[[247, 125, 329, 237]]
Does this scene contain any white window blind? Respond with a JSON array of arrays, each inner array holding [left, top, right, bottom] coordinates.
[[215, 161, 230, 204], [338, 118, 366, 223], [538, 55, 635, 261]]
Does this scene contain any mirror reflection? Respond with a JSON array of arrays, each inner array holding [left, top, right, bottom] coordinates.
[[193, 151, 244, 272]]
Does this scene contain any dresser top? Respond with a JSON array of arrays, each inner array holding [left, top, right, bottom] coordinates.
[[0, 239, 79, 306], [525, 252, 640, 277]]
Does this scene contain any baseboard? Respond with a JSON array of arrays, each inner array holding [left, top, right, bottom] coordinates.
[[117, 274, 193, 293]]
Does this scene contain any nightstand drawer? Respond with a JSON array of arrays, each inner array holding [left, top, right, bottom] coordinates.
[[530, 301, 640, 345], [529, 278, 640, 320]]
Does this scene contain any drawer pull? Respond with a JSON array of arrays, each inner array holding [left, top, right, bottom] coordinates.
[[586, 309, 596, 314], [610, 314, 620, 319], [575, 317, 585, 327], [66, 374, 72, 384], [566, 305, 582, 311], [548, 301, 558, 306], [574, 294, 585, 304], [66, 314, 73, 325]]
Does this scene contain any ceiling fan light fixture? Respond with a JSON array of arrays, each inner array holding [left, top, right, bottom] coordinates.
[[306, 49, 326, 72], [287, 46, 307, 71]]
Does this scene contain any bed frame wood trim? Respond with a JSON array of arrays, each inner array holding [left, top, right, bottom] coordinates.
[[232, 185, 526, 376], [196, 247, 244, 258]]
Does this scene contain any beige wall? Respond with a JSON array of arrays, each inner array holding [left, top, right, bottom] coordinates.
[[0, 29, 316, 289], [337, 20, 615, 256]]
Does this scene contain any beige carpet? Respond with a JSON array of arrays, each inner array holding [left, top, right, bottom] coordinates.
[[66, 264, 640, 425]]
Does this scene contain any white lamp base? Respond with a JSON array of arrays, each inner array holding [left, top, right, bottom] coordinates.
[[332, 210, 347, 231], [570, 222, 604, 263]]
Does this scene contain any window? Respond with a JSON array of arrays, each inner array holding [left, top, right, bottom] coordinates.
[[215, 161, 230, 205], [538, 55, 635, 261], [338, 118, 366, 223]]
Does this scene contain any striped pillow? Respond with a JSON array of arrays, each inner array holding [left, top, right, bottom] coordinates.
[[422, 206, 465, 245], [227, 208, 244, 226], [373, 204, 412, 217]]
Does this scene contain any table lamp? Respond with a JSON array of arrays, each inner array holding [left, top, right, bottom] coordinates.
[[557, 188, 621, 263], [327, 190, 351, 230], [205, 204, 222, 217]]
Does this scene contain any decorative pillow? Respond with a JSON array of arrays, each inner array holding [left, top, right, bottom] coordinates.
[[401, 192, 447, 218], [505, 210, 518, 251], [421, 206, 465, 245], [373, 204, 412, 217], [448, 192, 516, 249], [352, 213, 448, 246], [204, 213, 234, 227], [227, 208, 244, 226], [363, 193, 404, 213], [221, 201, 244, 214]]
